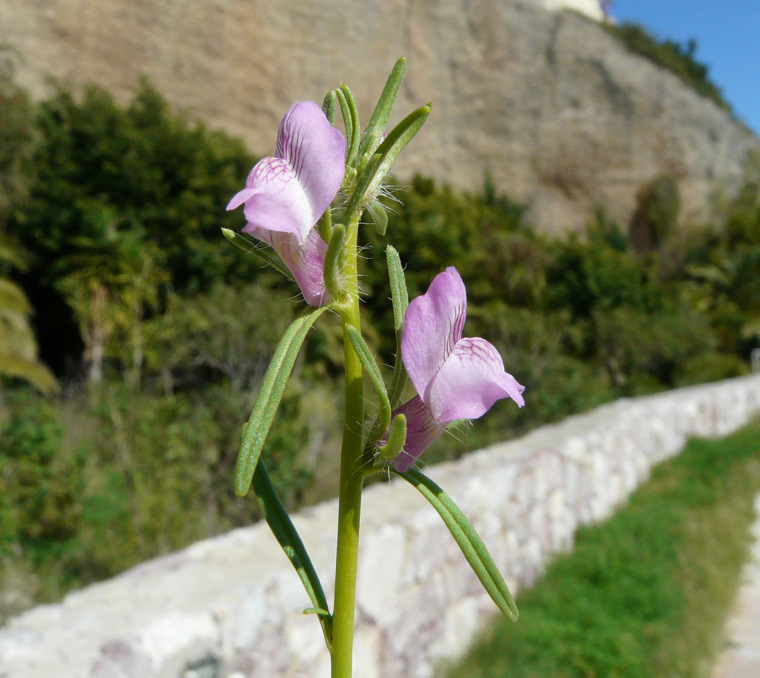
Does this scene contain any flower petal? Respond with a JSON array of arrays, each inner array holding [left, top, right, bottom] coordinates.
[[389, 395, 446, 472], [244, 225, 330, 307], [402, 267, 467, 400], [229, 157, 314, 242], [427, 337, 525, 423], [226, 187, 257, 211], [276, 101, 346, 224]]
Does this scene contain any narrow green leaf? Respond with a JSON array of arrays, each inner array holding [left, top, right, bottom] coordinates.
[[339, 84, 361, 168], [386, 245, 410, 408], [395, 467, 519, 622], [358, 57, 407, 158], [235, 306, 329, 496], [252, 460, 333, 648], [344, 105, 430, 218], [377, 413, 407, 460], [221, 228, 294, 281], [335, 88, 353, 160], [366, 104, 431, 192], [323, 224, 347, 302], [345, 324, 391, 441], [322, 89, 337, 125]]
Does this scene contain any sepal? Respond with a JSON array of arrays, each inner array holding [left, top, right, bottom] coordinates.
[[386, 245, 410, 408], [368, 202, 388, 236], [221, 227, 294, 281], [377, 413, 407, 460], [316, 206, 333, 243], [324, 224, 348, 303]]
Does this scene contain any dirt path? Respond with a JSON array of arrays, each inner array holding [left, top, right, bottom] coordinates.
[[711, 494, 760, 678]]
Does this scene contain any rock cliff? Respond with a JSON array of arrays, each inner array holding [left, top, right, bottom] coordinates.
[[2, 0, 757, 233]]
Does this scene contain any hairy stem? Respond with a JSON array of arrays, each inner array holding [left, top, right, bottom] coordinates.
[[331, 213, 367, 677]]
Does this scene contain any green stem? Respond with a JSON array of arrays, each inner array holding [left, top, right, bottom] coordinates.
[[331, 213, 367, 677]]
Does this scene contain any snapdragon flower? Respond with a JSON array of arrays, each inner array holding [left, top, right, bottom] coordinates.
[[391, 267, 525, 471], [227, 101, 346, 306]]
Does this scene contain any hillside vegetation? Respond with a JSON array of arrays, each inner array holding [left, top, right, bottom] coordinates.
[[605, 22, 731, 112]]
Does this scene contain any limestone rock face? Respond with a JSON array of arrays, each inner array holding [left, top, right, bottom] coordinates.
[[1, 0, 757, 233]]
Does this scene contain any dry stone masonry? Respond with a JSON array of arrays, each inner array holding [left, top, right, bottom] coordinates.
[[1, 0, 757, 234], [2, 374, 760, 677]]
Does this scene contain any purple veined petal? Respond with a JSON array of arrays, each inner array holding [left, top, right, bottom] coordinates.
[[427, 337, 525, 423], [389, 395, 447, 472], [402, 267, 467, 399], [275, 102, 346, 224], [226, 187, 257, 212], [244, 225, 330, 307], [228, 157, 314, 242]]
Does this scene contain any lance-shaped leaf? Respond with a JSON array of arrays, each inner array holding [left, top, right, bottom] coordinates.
[[221, 228, 294, 281], [252, 460, 333, 648], [235, 306, 329, 496], [386, 245, 410, 408], [322, 89, 337, 125], [335, 88, 353, 159], [344, 104, 431, 218], [337, 85, 361, 168], [395, 467, 519, 622], [358, 57, 407, 159], [345, 324, 391, 442]]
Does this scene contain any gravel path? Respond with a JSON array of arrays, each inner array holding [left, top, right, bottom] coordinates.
[[712, 494, 760, 678]]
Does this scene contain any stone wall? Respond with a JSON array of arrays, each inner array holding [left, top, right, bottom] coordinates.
[[1, 0, 757, 234], [2, 374, 760, 677]]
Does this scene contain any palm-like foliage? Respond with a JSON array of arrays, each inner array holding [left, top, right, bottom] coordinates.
[[0, 236, 57, 392], [57, 229, 166, 385], [687, 245, 760, 352]]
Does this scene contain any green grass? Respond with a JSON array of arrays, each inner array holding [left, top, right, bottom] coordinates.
[[443, 419, 760, 678]]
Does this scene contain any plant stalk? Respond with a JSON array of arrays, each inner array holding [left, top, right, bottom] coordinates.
[[331, 213, 366, 677]]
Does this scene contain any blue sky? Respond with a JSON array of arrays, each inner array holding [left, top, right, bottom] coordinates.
[[612, 0, 760, 135]]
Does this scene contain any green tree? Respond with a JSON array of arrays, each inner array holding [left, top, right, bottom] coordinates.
[[9, 80, 257, 375], [0, 53, 56, 392], [0, 237, 57, 392], [629, 174, 681, 256]]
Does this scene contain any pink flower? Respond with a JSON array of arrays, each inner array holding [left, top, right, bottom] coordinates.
[[392, 267, 525, 471], [227, 102, 346, 306]]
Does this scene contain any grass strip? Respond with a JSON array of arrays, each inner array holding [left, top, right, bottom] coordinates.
[[444, 419, 760, 678]]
